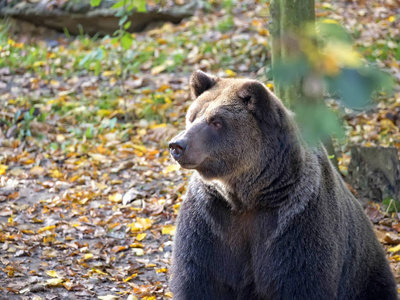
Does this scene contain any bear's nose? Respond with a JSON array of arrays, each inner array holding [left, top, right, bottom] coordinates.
[[169, 140, 187, 160]]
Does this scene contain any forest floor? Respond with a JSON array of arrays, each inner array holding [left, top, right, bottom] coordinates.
[[1, 0, 400, 299]]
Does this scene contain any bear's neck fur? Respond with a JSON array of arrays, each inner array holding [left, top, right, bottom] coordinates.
[[204, 118, 322, 212], [207, 147, 321, 212]]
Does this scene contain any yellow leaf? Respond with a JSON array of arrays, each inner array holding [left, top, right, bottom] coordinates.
[[164, 164, 180, 174], [45, 270, 60, 278], [92, 268, 107, 275], [388, 16, 396, 23], [38, 225, 56, 234], [102, 70, 116, 77], [150, 123, 167, 129], [129, 242, 144, 248], [97, 109, 112, 117], [321, 18, 337, 24], [136, 233, 147, 241], [46, 278, 64, 286], [162, 225, 176, 236], [123, 273, 138, 282], [173, 203, 181, 214], [110, 77, 117, 86], [109, 179, 123, 185], [388, 244, 400, 252], [145, 263, 157, 268], [128, 218, 154, 232], [381, 119, 398, 131], [322, 43, 362, 69], [132, 248, 144, 256], [151, 65, 167, 75], [390, 255, 400, 262], [111, 245, 128, 253], [22, 159, 35, 165], [33, 61, 46, 68], [0, 164, 8, 175], [83, 253, 94, 260], [132, 144, 147, 153], [109, 193, 122, 203], [49, 79, 60, 88], [165, 291, 174, 298], [225, 69, 237, 77], [49, 169, 63, 179], [156, 267, 167, 273]]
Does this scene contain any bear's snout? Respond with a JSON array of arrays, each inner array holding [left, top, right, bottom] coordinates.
[[169, 140, 187, 161]]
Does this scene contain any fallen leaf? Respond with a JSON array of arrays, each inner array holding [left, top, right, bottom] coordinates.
[[136, 233, 147, 241], [162, 225, 176, 236], [46, 278, 64, 286]]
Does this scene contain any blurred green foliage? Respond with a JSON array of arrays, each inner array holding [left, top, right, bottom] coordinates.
[[271, 19, 393, 145]]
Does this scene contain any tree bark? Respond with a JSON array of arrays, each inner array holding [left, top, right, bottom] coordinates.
[[270, 0, 339, 169], [270, 0, 315, 108]]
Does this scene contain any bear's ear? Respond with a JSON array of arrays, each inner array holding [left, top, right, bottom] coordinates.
[[190, 70, 216, 99], [236, 81, 269, 111]]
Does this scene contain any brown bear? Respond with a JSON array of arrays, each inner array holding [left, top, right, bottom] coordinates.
[[168, 70, 398, 300]]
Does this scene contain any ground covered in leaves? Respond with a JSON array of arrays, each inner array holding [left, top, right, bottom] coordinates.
[[1, 0, 400, 299]]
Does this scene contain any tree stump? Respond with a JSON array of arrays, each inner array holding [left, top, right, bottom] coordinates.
[[347, 146, 400, 203]]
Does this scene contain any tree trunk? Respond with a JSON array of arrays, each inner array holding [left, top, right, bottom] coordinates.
[[270, 0, 315, 108], [270, 0, 339, 169]]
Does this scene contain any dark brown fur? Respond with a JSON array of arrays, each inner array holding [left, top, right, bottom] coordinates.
[[168, 70, 397, 300]]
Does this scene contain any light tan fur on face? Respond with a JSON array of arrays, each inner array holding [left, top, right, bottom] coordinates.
[[185, 78, 263, 180]]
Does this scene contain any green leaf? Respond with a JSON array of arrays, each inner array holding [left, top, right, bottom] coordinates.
[[326, 66, 393, 109], [121, 33, 133, 50], [272, 58, 310, 85], [294, 104, 345, 146], [109, 118, 117, 130], [79, 52, 94, 66], [119, 15, 128, 27], [133, 0, 147, 12], [14, 110, 21, 123], [94, 60, 101, 76], [124, 21, 132, 30], [90, 0, 102, 7], [317, 21, 353, 45], [111, 0, 125, 9], [86, 126, 94, 139], [24, 111, 31, 122], [95, 48, 104, 60]]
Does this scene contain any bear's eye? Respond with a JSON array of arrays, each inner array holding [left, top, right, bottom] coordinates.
[[211, 119, 222, 130]]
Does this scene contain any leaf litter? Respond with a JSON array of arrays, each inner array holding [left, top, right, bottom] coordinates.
[[1, 0, 400, 298]]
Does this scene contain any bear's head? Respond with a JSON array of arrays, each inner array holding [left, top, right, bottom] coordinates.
[[169, 70, 299, 181]]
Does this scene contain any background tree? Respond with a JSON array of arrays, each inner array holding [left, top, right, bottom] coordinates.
[[270, 0, 315, 108], [270, 0, 340, 168], [269, 0, 392, 169]]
